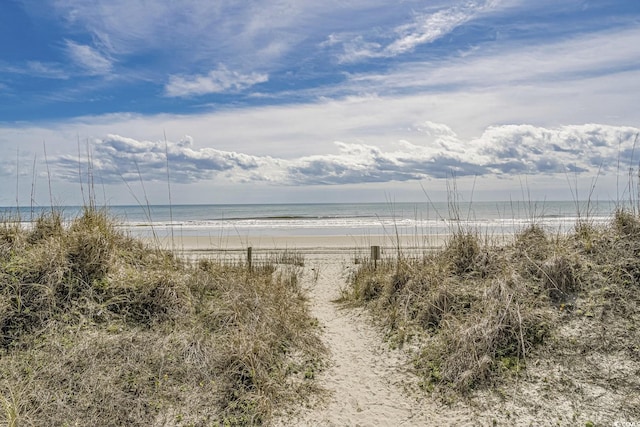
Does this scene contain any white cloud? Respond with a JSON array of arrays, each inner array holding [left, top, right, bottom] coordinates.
[[4, 0, 637, 205], [345, 26, 640, 93], [65, 40, 113, 75], [386, 2, 488, 55], [284, 123, 640, 185], [26, 61, 69, 79], [52, 1, 190, 54], [43, 0, 339, 71], [471, 124, 639, 174], [3, 106, 639, 205], [36, 0, 507, 81], [0, 61, 69, 80], [56, 134, 270, 184], [49, 124, 640, 189], [335, 0, 501, 62], [165, 66, 269, 97]]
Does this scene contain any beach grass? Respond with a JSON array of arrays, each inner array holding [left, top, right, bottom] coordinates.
[[0, 207, 326, 426], [342, 205, 640, 413]]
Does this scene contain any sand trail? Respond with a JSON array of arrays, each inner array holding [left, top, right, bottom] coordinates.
[[276, 252, 436, 426]]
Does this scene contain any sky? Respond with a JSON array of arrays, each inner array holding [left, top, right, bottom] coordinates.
[[1, 0, 639, 206]]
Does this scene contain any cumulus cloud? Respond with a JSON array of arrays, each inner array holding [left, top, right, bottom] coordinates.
[[288, 140, 488, 184], [473, 125, 609, 174], [57, 134, 267, 184], [65, 40, 113, 75], [165, 65, 269, 97], [52, 124, 640, 188], [292, 123, 640, 184]]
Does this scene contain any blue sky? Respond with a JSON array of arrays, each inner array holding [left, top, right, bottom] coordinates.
[[1, 0, 639, 206]]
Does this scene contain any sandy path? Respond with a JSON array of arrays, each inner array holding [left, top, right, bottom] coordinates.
[[276, 251, 437, 426], [178, 243, 476, 425]]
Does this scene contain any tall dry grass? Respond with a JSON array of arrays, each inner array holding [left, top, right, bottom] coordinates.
[[343, 202, 640, 410], [0, 208, 325, 426]]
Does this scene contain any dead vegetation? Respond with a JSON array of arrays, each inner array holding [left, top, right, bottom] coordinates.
[[0, 208, 326, 426], [343, 209, 640, 424]]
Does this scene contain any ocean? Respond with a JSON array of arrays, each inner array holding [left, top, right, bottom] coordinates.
[[2, 200, 625, 239]]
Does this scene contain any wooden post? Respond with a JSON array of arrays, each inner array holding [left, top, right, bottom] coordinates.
[[371, 245, 380, 269], [247, 247, 252, 270]]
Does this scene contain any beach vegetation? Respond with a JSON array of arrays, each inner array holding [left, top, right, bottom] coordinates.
[[342, 200, 640, 416], [0, 207, 325, 426], [267, 248, 305, 267]]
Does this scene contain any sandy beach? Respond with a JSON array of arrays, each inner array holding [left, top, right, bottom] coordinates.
[[149, 233, 450, 252]]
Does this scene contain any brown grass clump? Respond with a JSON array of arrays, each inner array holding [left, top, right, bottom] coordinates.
[[538, 254, 579, 303], [348, 246, 549, 393], [27, 210, 64, 244], [613, 207, 640, 236], [343, 208, 640, 415], [444, 231, 482, 275], [514, 223, 550, 263], [0, 208, 325, 426]]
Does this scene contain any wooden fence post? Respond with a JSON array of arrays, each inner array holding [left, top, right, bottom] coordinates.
[[371, 245, 380, 269], [247, 247, 252, 270]]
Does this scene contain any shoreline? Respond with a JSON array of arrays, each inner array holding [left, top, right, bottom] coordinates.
[[144, 233, 453, 252], [142, 232, 515, 262], [143, 229, 518, 250]]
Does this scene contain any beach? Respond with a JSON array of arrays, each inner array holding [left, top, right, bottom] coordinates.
[[160, 229, 639, 426], [150, 233, 451, 257], [3, 206, 638, 425], [8, 199, 632, 425], [20, 200, 631, 426]]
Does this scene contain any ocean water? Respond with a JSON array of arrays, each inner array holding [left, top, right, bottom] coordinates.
[[2, 200, 625, 239]]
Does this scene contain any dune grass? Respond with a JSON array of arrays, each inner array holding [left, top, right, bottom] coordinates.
[[0, 207, 326, 426], [342, 206, 640, 415]]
